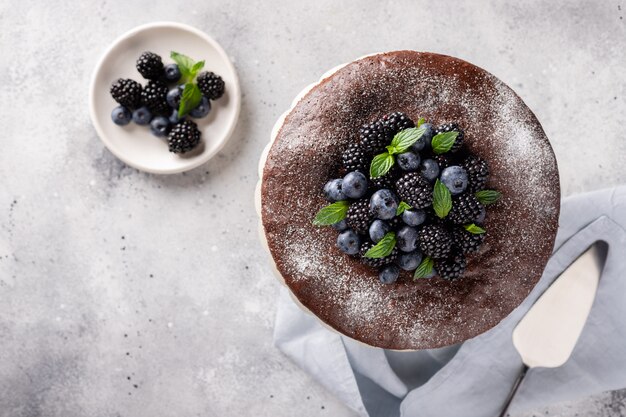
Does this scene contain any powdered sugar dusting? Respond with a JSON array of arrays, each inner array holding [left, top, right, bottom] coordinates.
[[261, 51, 560, 349]]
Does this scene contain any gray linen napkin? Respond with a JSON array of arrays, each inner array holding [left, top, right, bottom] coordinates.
[[273, 186, 626, 417]]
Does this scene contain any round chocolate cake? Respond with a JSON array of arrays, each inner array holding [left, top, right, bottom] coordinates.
[[260, 51, 560, 350]]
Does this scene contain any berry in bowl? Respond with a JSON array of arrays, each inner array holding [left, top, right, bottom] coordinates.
[[89, 22, 241, 174]]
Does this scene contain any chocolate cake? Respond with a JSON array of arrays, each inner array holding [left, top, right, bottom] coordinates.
[[260, 51, 560, 350]]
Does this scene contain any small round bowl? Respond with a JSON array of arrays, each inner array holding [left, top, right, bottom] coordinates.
[[89, 22, 241, 174]]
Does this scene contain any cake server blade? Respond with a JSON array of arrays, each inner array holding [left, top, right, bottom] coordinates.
[[498, 242, 605, 417]]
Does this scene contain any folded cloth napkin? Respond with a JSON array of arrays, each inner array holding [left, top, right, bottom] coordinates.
[[274, 186, 626, 417]]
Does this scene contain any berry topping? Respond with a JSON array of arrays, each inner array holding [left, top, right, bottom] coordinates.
[[369, 220, 391, 243], [397, 151, 421, 171], [418, 224, 452, 259], [395, 172, 433, 209], [342, 171, 368, 199], [419, 158, 440, 182], [324, 179, 345, 202], [342, 142, 368, 172], [345, 198, 373, 234], [462, 155, 490, 193], [359, 120, 390, 155], [337, 230, 361, 255], [396, 251, 423, 271], [313, 116, 497, 282], [440, 166, 469, 195], [434, 122, 464, 153], [383, 111, 415, 136], [369, 189, 398, 220], [448, 194, 484, 225], [379, 264, 400, 284], [435, 251, 467, 280]]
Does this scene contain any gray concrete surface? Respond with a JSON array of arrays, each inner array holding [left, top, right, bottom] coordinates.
[[0, 0, 625, 416]]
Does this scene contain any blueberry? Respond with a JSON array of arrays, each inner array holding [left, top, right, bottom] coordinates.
[[132, 106, 152, 125], [164, 63, 181, 82], [397, 151, 421, 171], [149, 116, 170, 137], [342, 171, 368, 199], [169, 109, 182, 125], [411, 123, 434, 152], [475, 206, 486, 224], [397, 226, 419, 252], [111, 106, 131, 125], [190, 96, 211, 119], [397, 251, 423, 271], [337, 230, 360, 255], [369, 220, 390, 243], [166, 86, 184, 108], [369, 189, 398, 220], [323, 179, 346, 202], [332, 219, 348, 231], [440, 166, 469, 195], [379, 264, 400, 284], [419, 158, 440, 182], [402, 209, 426, 226]]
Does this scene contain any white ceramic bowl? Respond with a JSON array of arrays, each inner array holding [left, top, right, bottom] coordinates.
[[89, 22, 241, 174]]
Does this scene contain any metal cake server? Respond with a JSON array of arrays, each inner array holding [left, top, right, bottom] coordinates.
[[498, 243, 606, 417]]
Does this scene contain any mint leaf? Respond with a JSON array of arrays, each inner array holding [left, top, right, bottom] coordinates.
[[389, 126, 427, 154], [396, 201, 412, 216], [464, 223, 486, 234], [475, 190, 502, 205], [413, 256, 434, 279], [190, 60, 205, 77], [417, 117, 426, 127], [313, 200, 349, 226], [433, 179, 452, 218], [431, 131, 459, 154], [364, 232, 396, 258], [178, 83, 203, 117], [170, 51, 194, 82], [370, 152, 395, 178]]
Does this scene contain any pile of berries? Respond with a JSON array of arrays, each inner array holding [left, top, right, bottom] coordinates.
[[314, 112, 500, 284], [109, 51, 225, 154]]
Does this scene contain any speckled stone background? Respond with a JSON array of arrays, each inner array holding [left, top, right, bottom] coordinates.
[[0, 0, 624, 416]]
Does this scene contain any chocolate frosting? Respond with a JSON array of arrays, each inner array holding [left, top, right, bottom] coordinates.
[[261, 51, 560, 350]]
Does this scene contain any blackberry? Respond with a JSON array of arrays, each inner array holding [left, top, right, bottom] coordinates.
[[383, 112, 415, 136], [359, 120, 390, 155], [371, 166, 401, 191], [110, 78, 142, 109], [395, 172, 433, 209], [434, 123, 464, 153], [141, 80, 169, 114], [462, 155, 490, 193], [432, 154, 456, 170], [435, 251, 467, 280], [167, 119, 201, 154], [418, 224, 452, 259], [197, 71, 225, 100], [452, 227, 485, 254], [359, 242, 398, 267], [345, 198, 373, 234], [448, 194, 484, 225], [136, 51, 164, 80], [342, 142, 368, 172]]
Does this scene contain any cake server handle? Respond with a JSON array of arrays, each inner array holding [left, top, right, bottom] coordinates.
[[498, 365, 528, 417]]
